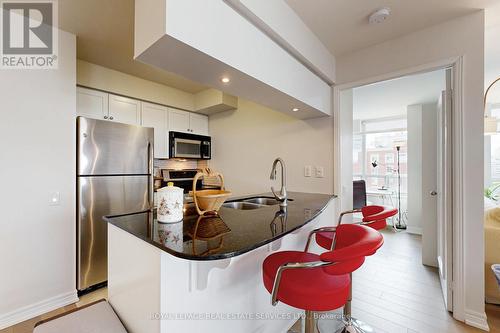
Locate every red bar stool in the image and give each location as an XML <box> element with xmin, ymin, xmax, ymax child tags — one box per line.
<box><xmin>262</xmin><ymin>224</ymin><xmax>383</xmax><ymax>333</ymax></box>
<box><xmin>313</xmin><ymin>205</ymin><xmax>396</xmax><ymax>333</ymax></box>
<box><xmin>316</xmin><ymin>205</ymin><xmax>397</xmax><ymax>251</ymax></box>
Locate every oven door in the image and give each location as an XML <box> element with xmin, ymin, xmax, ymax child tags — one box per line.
<box><xmin>173</xmin><ymin>138</ymin><xmax>202</xmax><ymax>159</ymax></box>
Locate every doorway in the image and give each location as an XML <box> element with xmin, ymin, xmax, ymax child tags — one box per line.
<box><xmin>334</xmin><ymin>66</ymin><xmax>455</xmax><ymax>315</ymax></box>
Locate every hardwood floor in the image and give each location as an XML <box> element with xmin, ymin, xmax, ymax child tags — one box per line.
<box><xmin>347</xmin><ymin>230</ymin><xmax>483</xmax><ymax>333</ymax></box>
<box><xmin>0</xmin><ymin>288</ymin><xmax>107</xmax><ymax>333</ymax></box>
<box><xmin>290</xmin><ymin>230</ymin><xmax>500</xmax><ymax>333</ymax></box>
<box><xmin>1</xmin><ymin>231</ymin><xmax>499</xmax><ymax>333</ymax></box>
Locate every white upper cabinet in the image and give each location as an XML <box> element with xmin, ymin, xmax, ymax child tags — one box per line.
<box><xmin>189</xmin><ymin>113</ymin><xmax>209</xmax><ymax>136</ymax></box>
<box><xmin>141</xmin><ymin>102</ymin><xmax>169</xmax><ymax>159</ymax></box>
<box><xmin>108</xmin><ymin>94</ymin><xmax>141</xmax><ymax>125</ymax></box>
<box><xmin>77</xmin><ymin>88</ymin><xmax>141</xmax><ymax>126</ymax></box>
<box><xmin>168</xmin><ymin>108</ymin><xmax>209</xmax><ymax>135</ymax></box>
<box><xmin>77</xmin><ymin>87</ymin><xmax>108</xmax><ymax>120</ymax></box>
<box><xmin>168</xmin><ymin>108</ymin><xmax>191</xmax><ymax>134</ymax></box>
<box><xmin>77</xmin><ymin>87</ymin><xmax>210</xmax><ymax>159</ymax></box>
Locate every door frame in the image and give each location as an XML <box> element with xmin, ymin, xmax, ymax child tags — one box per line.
<box><xmin>333</xmin><ymin>56</ymin><xmax>467</xmax><ymax>322</ymax></box>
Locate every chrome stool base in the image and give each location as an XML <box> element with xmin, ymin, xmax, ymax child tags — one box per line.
<box><xmin>335</xmin><ymin>318</ymin><xmax>375</xmax><ymax>333</ymax></box>
<box><xmin>317</xmin><ymin>316</ymin><xmax>375</xmax><ymax>333</ymax></box>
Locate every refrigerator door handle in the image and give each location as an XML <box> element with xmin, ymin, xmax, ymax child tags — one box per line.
<box><xmin>149</xmin><ymin>141</ymin><xmax>154</xmax><ymax>209</ymax></box>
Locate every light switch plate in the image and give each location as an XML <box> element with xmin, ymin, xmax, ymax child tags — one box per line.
<box><xmin>304</xmin><ymin>165</ymin><xmax>312</xmax><ymax>177</ymax></box>
<box><xmin>49</xmin><ymin>191</ymin><xmax>60</xmax><ymax>206</ymax></box>
<box><xmin>315</xmin><ymin>166</ymin><xmax>325</xmax><ymax>178</ymax></box>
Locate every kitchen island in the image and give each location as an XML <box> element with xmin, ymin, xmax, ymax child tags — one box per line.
<box><xmin>106</xmin><ymin>192</ymin><xmax>336</xmax><ymax>333</ymax></box>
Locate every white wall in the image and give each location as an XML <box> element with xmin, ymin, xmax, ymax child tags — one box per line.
<box><xmin>77</xmin><ymin>60</ymin><xmax>194</xmax><ymax>111</ymax></box>
<box><xmin>339</xmin><ymin>89</ymin><xmax>353</xmax><ymax>214</ymax></box>
<box><xmin>407</xmin><ymin>104</ymin><xmax>424</xmax><ymax>236</ymax></box>
<box><xmin>135</xmin><ymin>0</ymin><xmax>332</xmax><ymax>118</ymax></box>
<box><xmin>0</xmin><ymin>31</ymin><xmax>78</xmax><ymax>328</ymax></box>
<box><xmin>209</xmin><ymin>98</ymin><xmax>334</xmax><ymax>196</ymax></box>
<box><xmin>336</xmin><ymin>11</ymin><xmax>485</xmax><ymax>328</ymax></box>
<box><xmin>228</xmin><ymin>0</ymin><xmax>335</xmax><ymax>83</ymax></box>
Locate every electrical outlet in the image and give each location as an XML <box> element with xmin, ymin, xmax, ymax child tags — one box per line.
<box><xmin>315</xmin><ymin>166</ymin><xmax>325</xmax><ymax>178</ymax></box>
<box><xmin>304</xmin><ymin>165</ymin><xmax>312</xmax><ymax>177</ymax></box>
<box><xmin>49</xmin><ymin>191</ymin><xmax>60</xmax><ymax>206</ymax></box>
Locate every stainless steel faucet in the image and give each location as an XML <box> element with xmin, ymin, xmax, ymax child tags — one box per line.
<box><xmin>270</xmin><ymin>157</ymin><xmax>287</xmax><ymax>207</ymax></box>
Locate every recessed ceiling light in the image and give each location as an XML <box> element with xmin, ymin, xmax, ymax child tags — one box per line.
<box><xmin>368</xmin><ymin>7</ymin><xmax>391</xmax><ymax>25</ymax></box>
<box><xmin>221</xmin><ymin>77</ymin><xmax>230</xmax><ymax>83</ymax></box>
<box><xmin>292</xmin><ymin>108</ymin><xmax>299</xmax><ymax>112</ymax></box>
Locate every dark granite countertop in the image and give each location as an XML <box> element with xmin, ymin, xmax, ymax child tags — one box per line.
<box><xmin>104</xmin><ymin>192</ymin><xmax>336</xmax><ymax>261</ymax></box>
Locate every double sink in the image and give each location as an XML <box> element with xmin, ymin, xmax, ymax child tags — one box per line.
<box><xmin>222</xmin><ymin>196</ymin><xmax>293</xmax><ymax>210</ymax></box>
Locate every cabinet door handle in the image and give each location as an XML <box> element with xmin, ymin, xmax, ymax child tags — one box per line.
<box><xmin>109</xmin><ymin>116</ymin><xmax>114</xmax><ymax>120</ymax></box>
<box><xmin>103</xmin><ymin>115</ymin><xmax>108</xmax><ymax>119</ymax></box>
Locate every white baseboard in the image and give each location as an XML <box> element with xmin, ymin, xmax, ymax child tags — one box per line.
<box><xmin>0</xmin><ymin>290</ymin><xmax>79</xmax><ymax>330</ymax></box>
<box><xmin>464</xmin><ymin>309</ymin><xmax>490</xmax><ymax>331</ymax></box>
<box><xmin>406</xmin><ymin>226</ymin><xmax>422</xmax><ymax>235</ymax></box>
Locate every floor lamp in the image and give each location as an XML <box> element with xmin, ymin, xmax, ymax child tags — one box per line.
<box><xmin>394</xmin><ymin>145</ymin><xmax>406</xmax><ymax>229</ymax></box>
<box><xmin>371</xmin><ymin>144</ymin><xmax>407</xmax><ymax>230</ymax></box>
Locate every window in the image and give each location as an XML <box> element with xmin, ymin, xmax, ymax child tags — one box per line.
<box><xmin>353</xmin><ymin>134</ymin><xmax>363</xmax><ymax>176</ymax></box>
<box><xmin>353</xmin><ymin>117</ymin><xmax>408</xmax><ymax>194</ymax></box>
<box><xmin>353</xmin><ymin>117</ymin><xmax>408</xmax><ymax>219</ymax></box>
<box><xmin>363</xmin><ymin>118</ymin><xmax>407</xmax><ymax>132</ymax></box>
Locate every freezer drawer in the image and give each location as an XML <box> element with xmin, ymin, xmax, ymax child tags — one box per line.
<box><xmin>77</xmin><ymin>117</ymin><xmax>153</xmax><ymax>176</ymax></box>
<box><xmin>77</xmin><ymin>175</ymin><xmax>150</xmax><ymax>290</ymax></box>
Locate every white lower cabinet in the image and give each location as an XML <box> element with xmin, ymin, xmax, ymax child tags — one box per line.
<box><xmin>141</xmin><ymin>102</ymin><xmax>169</xmax><ymax>159</ymax></box>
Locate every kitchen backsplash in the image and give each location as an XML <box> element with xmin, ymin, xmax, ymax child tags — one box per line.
<box><xmin>154</xmin><ymin>159</ymin><xmax>209</xmax><ymax>170</ymax></box>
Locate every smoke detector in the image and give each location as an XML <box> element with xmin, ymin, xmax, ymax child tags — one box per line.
<box><xmin>368</xmin><ymin>7</ymin><xmax>391</xmax><ymax>25</ymax></box>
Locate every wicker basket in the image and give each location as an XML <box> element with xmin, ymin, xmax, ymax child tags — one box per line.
<box><xmin>192</xmin><ymin>169</ymin><xmax>231</xmax><ymax>215</ymax></box>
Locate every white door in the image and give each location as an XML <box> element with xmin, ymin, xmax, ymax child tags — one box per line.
<box><xmin>421</xmin><ymin>104</ymin><xmax>438</xmax><ymax>267</ymax></box>
<box><xmin>190</xmin><ymin>113</ymin><xmax>209</xmax><ymax>135</ymax></box>
<box><xmin>168</xmin><ymin>108</ymin><xmax>190</xmax><ymax>133</ymax></box>
<box><xmin>141</xmin><ymin>102</ymin><xmax>168</xmax><ymax>159</ymax></box>
<box><xmin>436</xmin><ymin>68</ymin><xmax>453</xmax><ymax>312</ymax></box>
<box><xmin>109</xmin><ymin>94</ymin><xmax>141</xmax><ymax>125</ymax></box>
<box><xmin>77</xmin><ymin>87</ymin><xmax>109</xmax><ymax>120</ymax></box>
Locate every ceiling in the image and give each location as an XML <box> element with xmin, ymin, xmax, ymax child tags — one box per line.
<box><xmin>353</xmin><ymin>69</ymin><xmax>445</xmax><ymax>120</ymax></box>
<box><xmin>58</xmin><ymin>0</ymin><xmax>207</xmax><ymax>93</ymax></box>
<box><xmin>286</xmin><ymin>0</ymin><xmax>500</xmax><ymax>56</ymax></box>
<box><xmin>58</xmin><ymin>0</ymin><xmax>500</xmax><ymax>94</ymax></box>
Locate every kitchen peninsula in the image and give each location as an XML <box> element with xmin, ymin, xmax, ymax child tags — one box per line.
<box><xmin>106</xmin><ymin>192</ymin><xmax>336</xmax><ymax>333</ymax></box>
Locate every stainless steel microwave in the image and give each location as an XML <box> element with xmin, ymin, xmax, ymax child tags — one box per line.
<box><xmin>169</xmin><ymin>131</ymin><xmax>211</xmax><ymax>160</ymax></box>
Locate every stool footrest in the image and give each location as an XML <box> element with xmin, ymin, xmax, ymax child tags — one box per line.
<box><xmin>317</xmin><ymin>315</ymin><xmax>373</xmax><ymax>333</ymax></box>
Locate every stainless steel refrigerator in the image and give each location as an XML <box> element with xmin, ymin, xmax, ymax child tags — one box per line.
<box><xmin>77</xmin><ymin>117</ymin><xmax>153</xmax><ymax>291</ymax></box>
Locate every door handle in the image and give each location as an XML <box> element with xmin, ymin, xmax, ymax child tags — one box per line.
<box><xmin>430</xmin><ymin>191</ymin><xmax>437</xmax><ymax>196</ymax></box>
